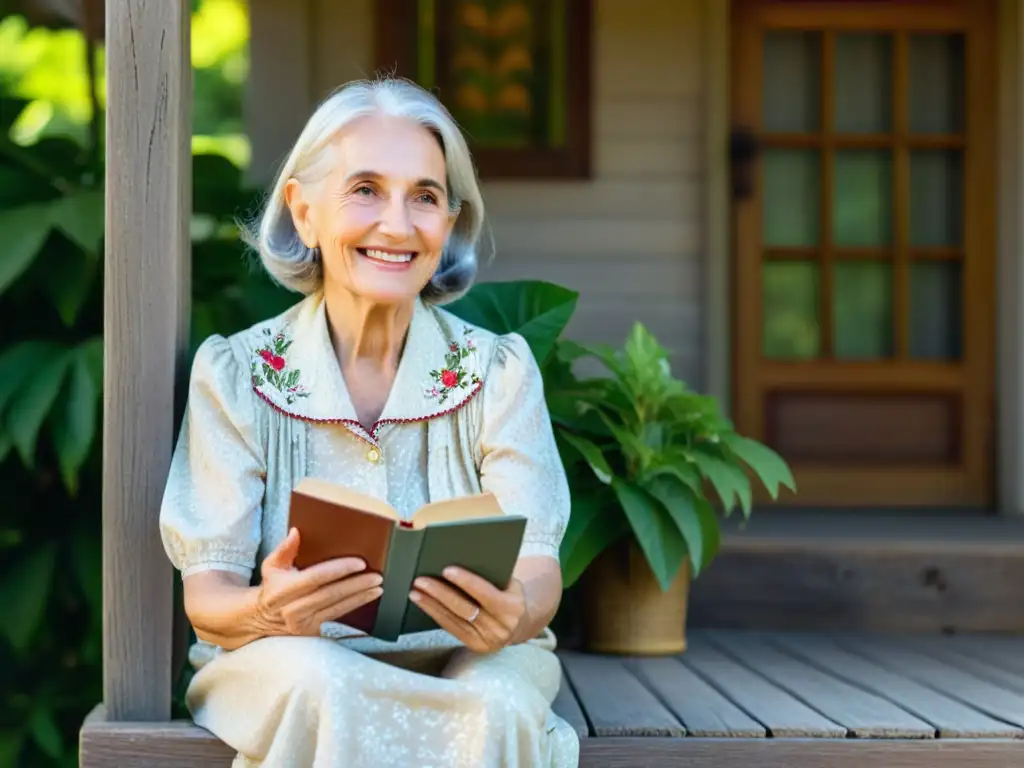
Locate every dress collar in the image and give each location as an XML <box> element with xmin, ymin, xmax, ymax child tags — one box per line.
<box><xmin>249</xmin><ymin>292</ymin><xmax>485</xmax><ymax>445</ymax></box>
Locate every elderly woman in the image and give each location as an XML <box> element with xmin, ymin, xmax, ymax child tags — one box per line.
<box><xmin>158</xmin><ymin>77</ymin><xmax>578</xmax><ymax>767</ymax></box>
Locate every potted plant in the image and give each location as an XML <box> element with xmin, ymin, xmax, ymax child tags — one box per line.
<box><xmin>547</xmin><ymin>324</ymin><xmax>796</xmax><ymax>655</ymax></box>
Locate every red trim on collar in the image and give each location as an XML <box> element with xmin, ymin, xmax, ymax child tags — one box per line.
<box><xmin>251</xmin><ymin>380</ymin><xmax>485</xmax><ymax>449</ymax></box>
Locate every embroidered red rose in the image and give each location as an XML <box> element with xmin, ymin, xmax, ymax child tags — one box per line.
<box><xmin>449</xmin><ymin>342</ymin><xmax>459</xmax><ymax>352</ymax></box>
<box><xmin>259</xmin><ymin>349</ymin><xmax>274</xmax><ymax>363</ymax></box>
<box><xmin>440</xmin><ymin>369</ymin><xmax>458</xmax><ymax>388</ymax></box>
<box><xmin>270</xmin><ymin>355</ymin><xmax>286</xmax><ymax>371</ymax></box>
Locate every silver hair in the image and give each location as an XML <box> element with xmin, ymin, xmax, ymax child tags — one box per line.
<box><xmin>241</xmin><ymin>77</ymin><xmax>488</xmax><ymax>304</ymax></box>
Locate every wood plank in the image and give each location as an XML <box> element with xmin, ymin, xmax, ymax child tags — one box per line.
<box><xmin>625</xmin><ymin>657</ymin><xmax>767</xmax><ymax>737</ymax></box>
<box><xmin>102</xmin><ymin>0</ymin><xmax>191</xmax><ymax>722</ymax></box>
<box><xmin>552</xmin><ymin>670</ymin><xmax>589</xmax><ymax>739</ymax></box>
<box><xmin>578</xmin><ymin>737</ymin><xmax>1024</xmax><ymax>767</ymax></box>
<box><xmin>558</xmin><ymin>651</ymin><xmax>685</xmax><ymax>736</ymax></box>
<box><xmin>79</xmin><ymin>706</ymin><xmax>234</xmax><ymax>768</ymax></box>
<box><xmin>892</xmin><ymin>635</ymin><xmax>1024</xmax><ymax>695</ymax></box>
<box><xmin>769</xmin><ymin>633</ymin><xmax>1023</xmax><ymax>738</ymax></box>
<box><xmin>704</xmin><ymin>631</ymin><xmax>935</xmax><ymax>738</ymax></box>
<box><xmin>839</xmin><ymin>635</ymin><xmax>1024</xmax><ymax>728</ymax></box>
<box><xmin>919</xmin><ymin>635</ymin><xmax>1024</xmax><ymax>678</ymax></box>
<box><xmin>681</xmin><ymin>635</ymin><xmax>846</xmax><ymax>737</ymax></box>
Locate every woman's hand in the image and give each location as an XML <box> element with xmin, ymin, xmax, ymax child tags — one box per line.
<box><xmin>254</xmin><ymin>527</ymin><xmax>383</xmax><ymax>637</ymax></box>
<box><xmin>409</xmin><ymin>567</ymin><xmax>527</xmax><ymax>653</ymax></box>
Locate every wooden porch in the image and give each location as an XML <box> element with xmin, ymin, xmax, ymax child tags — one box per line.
<box><xmin>81</xmin><ymin>630</ymin><xmax>1024</xmax><ymax>766</ymax></box>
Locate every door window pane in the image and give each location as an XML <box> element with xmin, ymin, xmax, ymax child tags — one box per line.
<box><xmin>835</xmin><ymin>34</ymin><xmax>892</xmax><ymax>134</ymax></box>
<box><xmin>763</xmin><ymin>149</ymin><xmax>820</xmax><ymax>247</ymax></box>
<box><xmin>834</xmin><ymin>261</ymin><xmax>893</xmax><ymax>359</ymax></box>
<box><xmin>763</xmin><ymin>31</ymin><xmax>821</xmax><ymax>132</ymax></box>
<box><xmin>910</xmin><ymin>150</ymin><xmax>963</xmax><ymax>247</ymax></box>
<box><xmin>909</xmin><ymin>34</ymin><xmax>965</xmax><ymax>134</ymax></box>
<box><xmin>910</xmin><ymin>261</ymin><xmax>962</xmax><ymax>359</ymax></box>
<box><xmin>833</xmin><ymin>150</ymin><xmax>893</xmax><ymax>246</ymax></box>
<box><xmin>763</xmin><ymin>261</ymin><xmax>820</xmax><ymax>359</ymax></box>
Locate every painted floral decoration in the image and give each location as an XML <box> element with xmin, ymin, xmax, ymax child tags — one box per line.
<box><xmin>426</xmin><ymin>328</ymin><xmax>480</xmax><ymax>404</ymax></box>
<box><xmin>251</xmin><ymin>328</ymin><xmax>310</xmax><ymax>405</ymax></box>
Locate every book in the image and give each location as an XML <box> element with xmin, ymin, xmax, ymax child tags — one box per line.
<box><xmin>288</xmin><ymin>477</ymin><xmax>527</xmax><ymax>641</ymax></box>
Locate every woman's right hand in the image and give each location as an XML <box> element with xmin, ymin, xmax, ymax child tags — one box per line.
<box><xmin>254</xmin><ymin>527</ymin><xmax>383</xmax><ymax>637</ymax></box>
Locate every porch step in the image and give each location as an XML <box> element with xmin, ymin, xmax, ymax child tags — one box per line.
<box><xmin>689</xmin><ymin>509</ymin><xmax>1024</xmax><ymax>633</ymax></box>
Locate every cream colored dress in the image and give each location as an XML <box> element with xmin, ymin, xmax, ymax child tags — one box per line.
<box><xmin>159</xmin><ymin>292</ymin><xmax>580</xmax><ymax>768</ymax></box>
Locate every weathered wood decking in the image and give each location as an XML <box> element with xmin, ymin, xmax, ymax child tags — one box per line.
<box><xmin>80</xmin><ymin>630</ymin><xmax>1024</xmax><ymax>767</ymax></box>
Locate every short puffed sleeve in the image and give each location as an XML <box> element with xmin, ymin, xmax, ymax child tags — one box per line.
<box><xmin>159</xmin><ymin>335</ymin><xmax>266</xmax><ymax>580</ymax></box>
<box><xmin>477</xmin><ymin>333</ymin><xmax>570</xmax><ymax>561</ymax></box>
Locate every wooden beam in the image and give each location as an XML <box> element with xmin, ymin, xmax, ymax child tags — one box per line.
<box><xmin>102</xmin><ymin>0</ymin><xmax>191</xmax><ymax>721</ymax></box>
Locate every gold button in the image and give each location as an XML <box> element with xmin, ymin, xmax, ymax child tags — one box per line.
<box><xmin>367</xmin><ymin>447</ymin><xmax>381</xmax><ymax>463</ymax></box>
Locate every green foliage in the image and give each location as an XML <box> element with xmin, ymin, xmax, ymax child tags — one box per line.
<box><xmin>554</xmin><ymin>324</ymin><xmax>797</xmax><ymax>591</ymax></box>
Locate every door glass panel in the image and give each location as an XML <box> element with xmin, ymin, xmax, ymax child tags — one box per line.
<box><xmin>763</xmin><ymin>261</ymin><xmax>820</xmax><ymax>359</ymax></box>
<box><xmin>910</xmin><ymin>260</ymin><xmax>962</xmax><ymax>359</ymax></box>
<box><xmin>834</xmin><ymin>34</ymin><xmax>892</xmax><ymax>134</ymax></box>
<box><xmin>763</xmin><ymin>31</ymin><xmax>821</xmax><ymax>132</ymax></box>
<box><xmin>834</xmin><ymin>261</ymin><xmax>893</xmax><ymax>359</ymax></box>
<box><xmin>833</xmin><ymin>150</ymin><xmax>893</xmax><ymax>246</ymax></box>
<box><xmin>910</xmin><ymin>150</ymin><xmax>963</xmax><ymax>247</ymax></box>
<box><xmin>909</xmin><ymin>34</ymin><xmax>965</xmax><ymax>134</ymax></box>
<box><xmin>763</xmin><ymin>149</ymin><xmax>820</xmax><ymax>247</ymax></box>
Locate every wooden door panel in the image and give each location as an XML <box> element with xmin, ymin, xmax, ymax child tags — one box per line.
<box><xmin>731</xmin><ymin>0</ymin><xmax>996</xmax><ymax>507</ymax></box>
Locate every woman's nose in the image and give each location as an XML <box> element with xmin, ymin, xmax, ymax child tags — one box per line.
<box><xmin>377</xmin><ymin>195</ymin><xmax>414</xmax><ymax>239</ymax></box>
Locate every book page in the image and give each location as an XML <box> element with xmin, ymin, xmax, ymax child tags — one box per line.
<box><xmin>410</xmin><ymin>492</ymin><xmax>503</xmax><ymax>528</ymax></box>
<box><xmin>293</xmin><ymin>477</ymin><xmax>399</xmax><ymax>521</ymax></box>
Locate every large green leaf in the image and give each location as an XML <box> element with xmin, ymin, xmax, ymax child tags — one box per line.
<box><xmin>722</xmin><ymin>433</ymin><xmax>797</xmax><ymax>499</ymax></box>
<box><xmin>5</xmin><ymin>346</ymin><xmax>74</xmax><ymax>467</ymax></box>
<box><xmin>0</xmin><ymin>543</ymin><xmax>56</xmax><ymax>652</ymax></box>
<box><xmin>51</xmin><ymin>189</ymin><xmax>104</xmax><ymax>256</ymax></box>
<box><xmin>0</xmin><ymin>201</ymin><xmax>52</xmax><ymax>295</ymax></box>
<box><xmin>559</xmin><ymin>432</ymin><xmax>613</xmax><ymax>485</ymax></box>
<box><xmin>644</xmin><ymin>475</ymin><xmax>721</xmax><ymax>576</ymax></box>
<box><xmin>445</xmin><ymin>280</ymin><xmax>578</xmax><ymax>363</ymax></box>
<box><xmin>28</xmin><ymin>706</ymin><xmax>62</xmax><ymax>759</ymax></box>
<box><xmin>51</xmin><ymin>348</ymin><xmax>100</xmax><ymax>494</ymax></box>
<box><xmin>41</xmin><ymin>237</ymin><xmax>99</xmax><ymax>325</ymax></box>
<box><xmin>0</xmin><ymin>340</ymin><xmax>62</xmax><ymax>415</ymax></box>
<box><xmin>612</xmin><ymin>478</ymin><xmax>688</xmax><ymax>591</ymax></box>
<box><xmin>692</xmin><ymin>449</ymin><xmax>753</xmax><ymax>518</ymax></box>
<box><xmin>559</xmin><ymin>493</ymin><xmax>627</xmax><ymax>588</ymax></box>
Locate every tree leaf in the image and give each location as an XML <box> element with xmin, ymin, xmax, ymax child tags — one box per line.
<box><xmin>558</xmin><ymin>432</ymin><xmax>613</xmax><ymax>485</ymax></box>
<box><xmin>0</xmin><ymin>201</ymin><xmax>52</xmax><ymax>295</ymax></box>
<box><xmin>0</xmin><ymin>431</ymin><xmax>10</xmax><ymax>464</ymax></box>
<box><xmin>722</xmin><ymin>433</ymin><xmax>797</xmax><ymax>499</ymax></box>
<box><xmin>0</xmin><ymin>543</ymin><xmax>56</xmax><ymax>652</ymax></box>
<box><xmin>559</xmin><ymin>493</ymin><xmax>627</xmax><ymax>588</ymax></box>
<box><xmin>612</xmin><ymin>478</ymin><xmax>688</xmax><ymax>591</ymax></box>
<box><xmin>0</xmin><ymin>340</ymin><xmax>63</xmax><ymax>415</ymax></box>
<box><xmin>446</xmin><ymin>280</ymin><xmax>579</xmax><ymax>364</ymax></box>
<box><xmin>51</xmin><ymin>350</ymin><xmax>100</xmax><ymax>495</ymax></box>
<box><xmin>52</xmin><ymin>189</ymin><xmax>104</xmax><ymax>256</ymax></box>
<box><xmin>77</xmin><ymin>335</ymin><xmax>104</xmax><ymax>391</ymax></box>
<box><xmin>645</xmin><ymin>475</ymin><xmax>721</xmax><ymax>576</ymax></box>
<box><xmin>692</xmin><ymin>450</ymin><xmax>753</xmax><ymax>518</ymax></box>
<box><xmin>28</xmin><ymin>706</ymin><xmax>62</xmax><ymax>759</ymax></box>
<box><xmin>5</xmin><ymin>347</ymin><xmax>74</xmax><ymax>467</ymax></box>
<box><xmin>0</xmin><ymin>730</ymin><xmax>23</xmax><ymax>767</ymax></box>
<box><xmin>41</xmin><ymin>237</ymin><xmax>99</xmax><ymax>326</ymax></box>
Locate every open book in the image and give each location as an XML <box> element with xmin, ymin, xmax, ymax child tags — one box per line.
<box><xmin>288</xmin><ymin>477</ymin><xmax>527</xmax><ymax>641</ymax></box>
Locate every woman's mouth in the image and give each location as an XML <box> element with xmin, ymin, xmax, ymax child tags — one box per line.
<box><xmin>356</xmin><ymin>247</ymin><xmax>417</xmax><ymax>266</ymax></box>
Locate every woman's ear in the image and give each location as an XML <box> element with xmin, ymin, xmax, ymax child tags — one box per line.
<box><xmin>284</xmin><ymin>178</ymin><xmax>318</xmax><ymax>249</ymax></box>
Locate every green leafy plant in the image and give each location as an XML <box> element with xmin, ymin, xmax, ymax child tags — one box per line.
<box><xmin>554</xmin><ymin>324</ymin><xmax>797</xmax><ymax>591</ymax></box>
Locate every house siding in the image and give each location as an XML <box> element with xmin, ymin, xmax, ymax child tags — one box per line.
<box><xmin>248</xmin><ymin>0</ymin><xmax>708</xmax><ymax>383</ymax></box>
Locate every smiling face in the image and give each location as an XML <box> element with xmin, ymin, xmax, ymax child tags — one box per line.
<box><xmin>285</xmin><ymin>113</ymin><xmax>457</xmax><ymax>305</ymax></box>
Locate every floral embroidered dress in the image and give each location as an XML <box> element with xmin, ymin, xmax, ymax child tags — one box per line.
<box><xmin>158</xmin><ymin>291</ymin><xmax>578</xmax><ymax>768</ymax></box>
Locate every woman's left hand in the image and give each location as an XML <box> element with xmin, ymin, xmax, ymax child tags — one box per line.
<box><xmin>410</xmin><ymin>567</ymin><xmax>526</xmax><ymax>653</ymax></box>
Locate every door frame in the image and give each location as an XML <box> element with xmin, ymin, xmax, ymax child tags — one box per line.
<box><xmin>702</xmin><ymin>0</ymin><xmax>1011</xmax><ymax>510</ymax></box>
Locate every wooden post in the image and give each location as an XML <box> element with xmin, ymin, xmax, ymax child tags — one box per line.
<box><xmin>103</xmin><ymin>0</ymin><xmax>191</xmax><ymax>721</ymax></box>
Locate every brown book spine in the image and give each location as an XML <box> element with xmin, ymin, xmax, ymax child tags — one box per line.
<box><xmin>289</xmin><ymin>491</ymin><xmax>395</xmax><ymax>633</ymax></box>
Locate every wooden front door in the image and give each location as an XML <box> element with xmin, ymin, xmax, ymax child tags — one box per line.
<box><xmin>731</xmin><ymin>0</ymin><xmax>996</xmax><ymax>507</ymax></box>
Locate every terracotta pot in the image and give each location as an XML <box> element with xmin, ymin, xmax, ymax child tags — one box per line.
<box><xmin>580</xmin><ymin>538</ymin><xmax>691</xmax><ymax>655</ymax></box>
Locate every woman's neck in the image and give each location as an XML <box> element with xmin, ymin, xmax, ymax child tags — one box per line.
<box><xmin>323</xmin><ymin>289</ymin><xmax>415</xmax><ymax>373</ymax></box>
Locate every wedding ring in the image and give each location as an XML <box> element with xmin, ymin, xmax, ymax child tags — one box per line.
<box><xmin>467</xmin><ymin>606</ymin><xmax>480</xmax><ymax>624</ymax></box>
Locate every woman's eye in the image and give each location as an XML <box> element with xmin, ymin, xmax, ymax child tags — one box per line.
<box><xmin>354</xmin><ymin>185</ymin><xmax>375</xmax><ymax>197</ymax></box>
<box><xmin>416</xmin><ymin>192</ymin><xmax>438</xmax><ymax>205</ymax></box>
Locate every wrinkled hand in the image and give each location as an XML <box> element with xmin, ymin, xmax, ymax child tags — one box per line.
<box><xmin>254</xmin><ymin>527</ymin><xmax>383</xmax><ymax>637</ymax></box>
<box><xmin>410</xmin><ymin>567</ymin><xmax>527</xmax><ymax>653</ymax></box>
